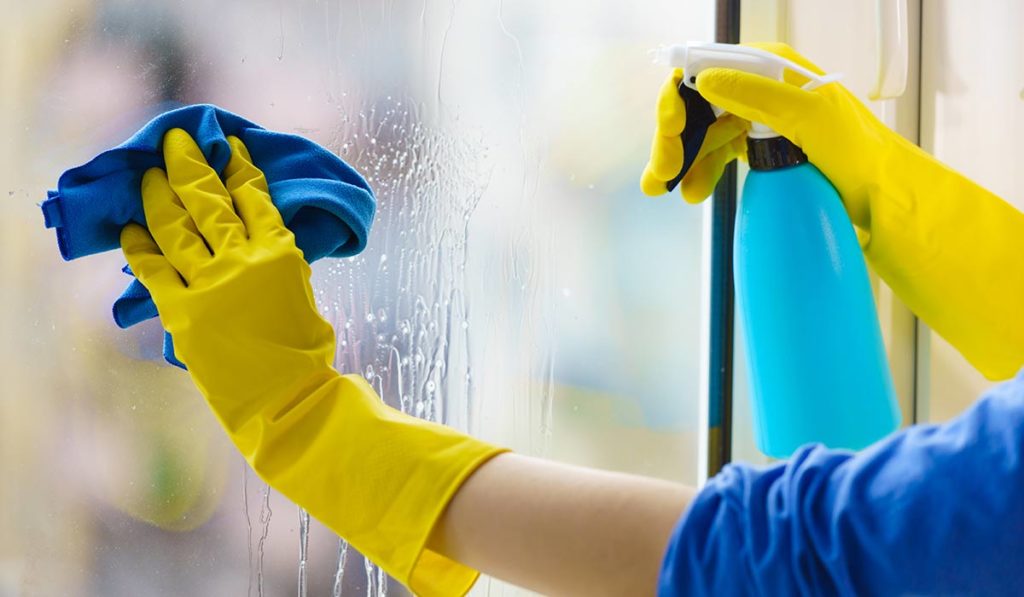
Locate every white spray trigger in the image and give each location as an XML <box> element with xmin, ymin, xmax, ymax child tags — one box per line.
<box><xmin>652</xmin><ymin>42</ymin><xmax>841</xmax><ymax>138</ymax></box>
<box><xmin>652</xmin><ymin>42</ymin><xmax>841</xmax><ymax>91</ymax></box>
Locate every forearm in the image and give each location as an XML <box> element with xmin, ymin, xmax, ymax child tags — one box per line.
<box><xmin>864</xmin><ymin>140</ymin><xmax>1024</xmax><ymax>380</ymax></box>
<box><xmin>428</xmin><ymin>453</ymin><xmax>695</xmax><ymax>596</ymax></box>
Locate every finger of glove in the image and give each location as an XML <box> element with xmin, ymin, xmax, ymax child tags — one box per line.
<box><xmin>645</xmin><ymin>129</ymin><xmax>685</xmax><ymax>183</ymax></box>
<box><xmin>681</xmin><ymin>138</ymin><xmax>744</xmax><ymax>203</ymax></box>
<box><xmin>656</xmin><ymin>69</ymin><xmax>686</xmax><ymax>136</ymax></box>
<box><xmin>640</xmin><ymin>160</ymin><xmax>672</xmax><ymax>196</ymax></box>
<box><xmin>692</xmin><ymin>114</ymin><xmax>747</xmax><ymax>164</ymax></box>
<box><xmin>163</xmin><ymin>128</ymin><xmax>247</xmax><ymax>254</ymax></box>
<box><xmin>696</xmin><ymin>68</ymin><xmax>818</xmax><ymax>145</ymax></box>
<box><xmin>121</xmin><ymin>222</ymin><xmax>185</xmax><ymax>294</ymax></box>
<box><xmin>141</xmin><ymin>167</ymin><xmax>212</xmax><ymax>283</ymax></box>
<box><xmin>641</xmin><ymin>112</ymin><xmax>746</xmax><ymax>197</ymax></box>
<box><xmin>223</xmin><ymin>136</ymin><xmax>287</xmax><ymax>239</ymax></box>
<box><xmin>639</xmin><ymin>72</ymin><xmax>687</xmax><ymax>194</ymax></box>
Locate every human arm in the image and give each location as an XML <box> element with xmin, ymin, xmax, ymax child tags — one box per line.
<box><xmin>122</xmin><ymin>128</ymin><xmax>695</xmax><ymax>596</ymax></box>
<box><xmin>121</xmin><ymin>129</ymin><xmax>504</xmax><ymax>595</ymax></box>
<box><xmin>428</xmin><ymin>453</ymin><xmax>694</xmax><ymax>596</ymax></box>
<box><xmin>641</xmin><ymin>43</ymin><xmax>1024</xmax><ymax>380</ymax></box>
<box><xmin>659</xmin><ymin>373</ymin><xmax>1024</xmax><ymax>596</ymax></box>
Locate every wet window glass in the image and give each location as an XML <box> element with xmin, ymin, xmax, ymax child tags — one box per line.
<box><xmin>3</xmin><ymin>1</ymin><xmax>712</xmax><ymax>594</ymax></box>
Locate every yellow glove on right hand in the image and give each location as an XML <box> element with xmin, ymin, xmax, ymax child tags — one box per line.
<box><xmin>121</xmin><ymin>129</ymin><xmax>507</xmax><ymax>596</ymax></box>
<box><xmin>642</xmin><ymin>43</ymin><xmax>1024</xmax><ymax>380</ymax></box>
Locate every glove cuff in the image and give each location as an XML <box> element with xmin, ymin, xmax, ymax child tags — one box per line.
<box><xmin>242</xmin><ymin>372</ymin><xmax>509</xmax><ymax>597</ymax></box>
<box><xmin>864</xmin><ymin>145</ymin><xmax>1024</xmax><ymax>380</ymax></box>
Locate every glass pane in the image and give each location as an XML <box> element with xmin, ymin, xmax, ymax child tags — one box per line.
<box><xmin>3</xmin><ymin>1</ymin><xmax>712</xmax><ymax>594</ymax></box>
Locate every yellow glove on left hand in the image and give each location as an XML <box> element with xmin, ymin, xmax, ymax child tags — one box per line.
<box><xmin>121</xmin><ymin>128</ymin><xmax>506</xmax><ymax>596</ymax></box>
<box><xmin>639</xmin><ymin>68</ymin><xmax>749</xmax><ymax>203</ymax></box>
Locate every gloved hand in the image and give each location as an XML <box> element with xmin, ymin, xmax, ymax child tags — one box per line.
<box><xmin>121</xmin><ymin>128</ymin><xmax>507</xmax><ymax>596</ymax></box>
<box><xmin>641</xmin><ymin>43</ymin><xmax>1024</xmax><ymax>380</ymax></box>
<box><xmin>639</xmin><ymin>68</ymin><xmax>749</xmax><ymax>203</ymax></box>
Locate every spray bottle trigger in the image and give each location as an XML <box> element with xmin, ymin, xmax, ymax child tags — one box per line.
<box><xmin>665</xmin><ymin>79</ymin><xmax>717</xmax><ymax>192</ymax></box>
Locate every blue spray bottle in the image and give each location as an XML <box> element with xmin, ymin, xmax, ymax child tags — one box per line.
<box><xmin>656</xmin><ymin>43</ymin><xmax>900</xmax><ymax>458</ymax></box>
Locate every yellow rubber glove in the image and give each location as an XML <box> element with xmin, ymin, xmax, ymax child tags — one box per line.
<box><xmin>640</xmin><ymin>68</ymin><xmax>750</xmax><ymax>203</ymax></box>
<box><xmin>641</xmin><ymin>43</ymin><xmax>1024</xmax><ymax>381</ymax></box>
<box><xmin>120</xmin><ymin>128</ymin><xmax>507</xmax><ymax>596</ymax></box>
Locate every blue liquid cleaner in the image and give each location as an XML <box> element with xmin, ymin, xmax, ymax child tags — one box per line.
<box><xmin>735</xmin><ymin>138</ymin><xmax>901</xmax><ymax>457</ymax></box>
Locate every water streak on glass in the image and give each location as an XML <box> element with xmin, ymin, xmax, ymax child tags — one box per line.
<box><xmin>363</xmin><ymin>555</ymin><xmax>377</xmax><ymax>597</ymax></box>
<box><xmin>243</xmin><ymin>465</ymin><xmax>255</xmax><ymax>597</ymax></box>
<box><xmin>332</xmin><ymin>540</ymin><xmax>350</xmax><ymax>597</ymax></box>
<box><xmin>297</xmin><ymin>508</ymin><xmax>311</xmax><ymax>597</ymax></box>
<box><xmin>256</xmin><ymin>484</ymin><xmax>273</xmax><ymax>597</ymax></box>
<box><xmin>436</xmin><ymin>0</ymin><xmax>459</xmax><ymax>106</ymax></box>
<box><xmin>277</xmin><ymin>1</ymin><xmax>285</xmax><ymax>62</ymax></box>
<box><xmin>376</xmin><ymin>561</ymin><xmax>388</xmax><ymax>597</ymax></box>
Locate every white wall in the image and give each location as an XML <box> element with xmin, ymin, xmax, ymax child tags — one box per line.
<box><xmin>919</xmin><ymin>0</ymin><xmax>1024</xmax><ymax>421</ymax></box>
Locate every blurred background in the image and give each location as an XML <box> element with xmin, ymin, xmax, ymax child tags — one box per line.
<box><xmin>3</xmin><ymin>0</ymin><xmax>1020</xmax><ymax>595</ymax></box>
<box><xmin>1</xmin><ymin>0</ymin><xmax>711</xmax><ymax>595</ymax></box>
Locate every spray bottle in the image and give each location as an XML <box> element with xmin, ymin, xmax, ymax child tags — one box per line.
<box><xmin>655</xmin><ymin>43</ymin><xmax>900</xmax><ymax>458</ymax></box>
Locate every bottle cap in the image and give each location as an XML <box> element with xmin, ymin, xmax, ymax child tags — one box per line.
<box><xmin>747</xmin><ymin>136</ymin><xmax>807</xmax><ymax>171</ymax></box>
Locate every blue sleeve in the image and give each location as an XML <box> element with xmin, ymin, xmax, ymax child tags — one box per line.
<box><xmin>659</xmin><ymin>371</ymin><xmax>1024</xmax><ymax>596</ymax></box>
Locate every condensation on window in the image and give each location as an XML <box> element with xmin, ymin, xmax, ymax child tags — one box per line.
<box><xmin>309</xmin><ymin>97</ymin><xmax>550</xmax><ymax>596</ymax></box>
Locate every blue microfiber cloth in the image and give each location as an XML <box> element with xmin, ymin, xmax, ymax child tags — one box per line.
<box><xmin>42</xmin><ymin>104</ymin><xmax>375</xmax><ymax>368</ymax></box>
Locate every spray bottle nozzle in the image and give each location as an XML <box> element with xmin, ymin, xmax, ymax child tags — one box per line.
<box><xmin>653</xmin><ymin>42</ymin><xmax>840</xmax><ymax>92</ymax></box>
<box><xmin>653</xmin><ymin>42</ymin><xmax>841</xmax><ymax>192</ymax></box>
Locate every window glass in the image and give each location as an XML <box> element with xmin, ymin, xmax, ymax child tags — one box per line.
<box><xmin>2</xmin><ymin>1</ymin><xmax>712</xmax><ymax>594</ymax></box>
